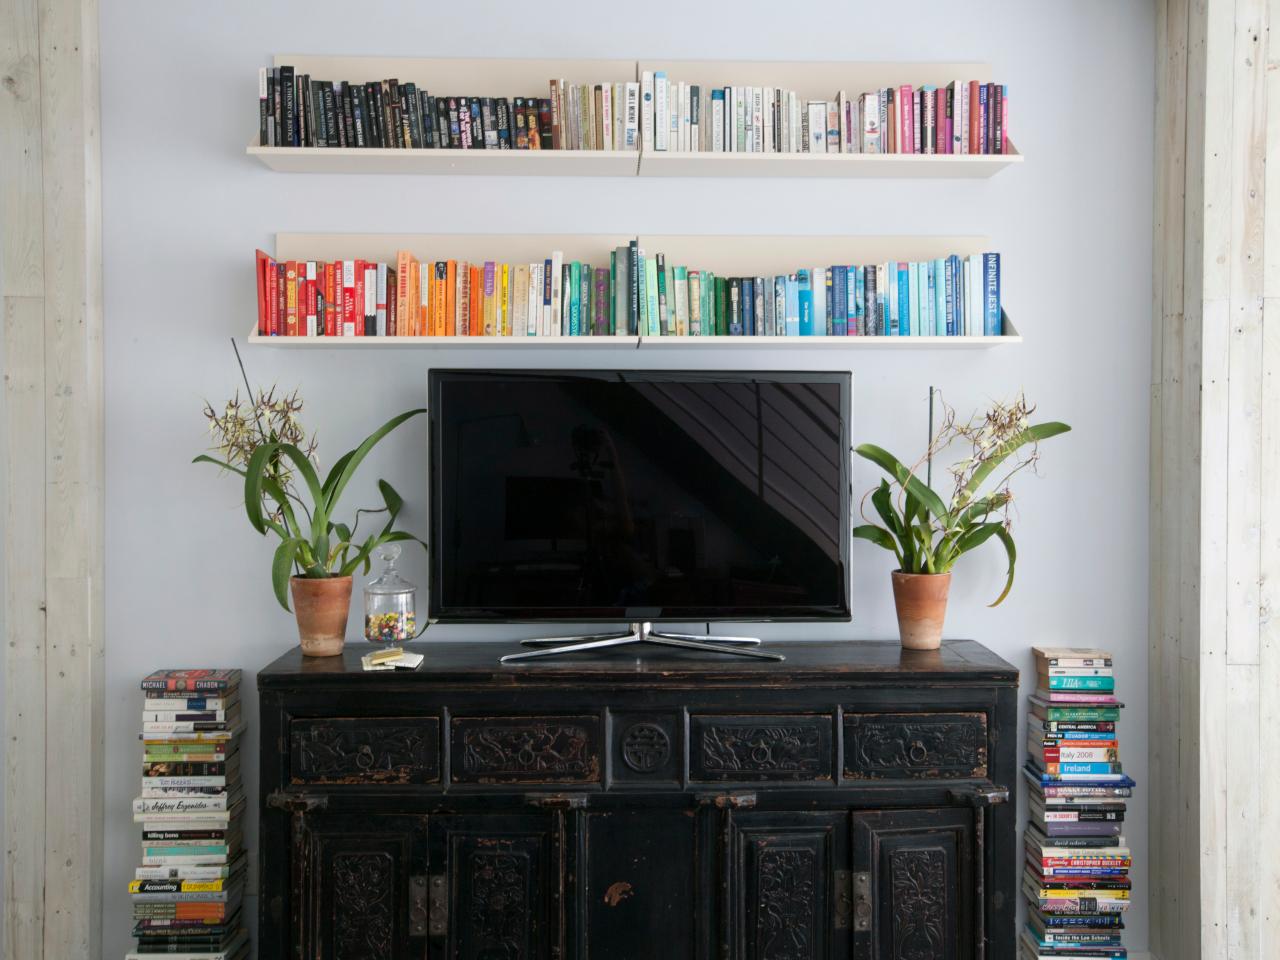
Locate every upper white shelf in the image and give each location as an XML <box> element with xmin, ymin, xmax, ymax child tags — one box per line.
<box><xmin>249</xmin><ymin>55</ymin><xmax>1021</xmax><ymax>179</ymax></box>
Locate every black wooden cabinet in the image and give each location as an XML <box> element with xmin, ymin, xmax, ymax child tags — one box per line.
<box><xmin>258</xmin><ymin>639</ymin><xmax>1017</xmax><ymax>960</ymax></box>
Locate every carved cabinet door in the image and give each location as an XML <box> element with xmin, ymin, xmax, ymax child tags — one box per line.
<box><xmin>426</xmin><ymin>812</ymin><xmax>561</xmax><ymax>960</ymax></box>
<box><xmin>850</xmin><ymin>808</ymin><xmax>975</xmax><ymax>960</ymax></box>
<box><xmin>724</xmin><ymin>810</ymin><xmax>853</xmax><ymax>960</ymax></box>
<box><xmin>295</xmin><ymin>813</ymin><xmax>429</xmax><ymax>960</ymax></box>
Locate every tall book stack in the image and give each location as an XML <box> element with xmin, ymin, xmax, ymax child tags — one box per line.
<box><xmin>1021</xmin><ymin>648</ymin><xmax>1133</xmax><ymax>960</ymax></box>
<box><xmin>127</xmin><ymin>670</ymin><xmax>248</xmax><ymax>960</ymax></box>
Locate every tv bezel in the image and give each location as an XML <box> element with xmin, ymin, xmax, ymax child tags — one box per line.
<box><xmin>427</xmin><ymin>368</ymin><xmax>852</xmax><ymax>624</ymax></box>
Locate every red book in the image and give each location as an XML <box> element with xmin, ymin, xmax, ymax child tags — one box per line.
<box><xmin>274</xmin><ymin>262</ymin><xmax>285</xmax><ymax>336</ymax></box>
<box><xmin>897</xmin><ymin>85</ymin><xmax>913</xmax><ymax>154</ymax></box>
<box><xmin>254</xmin><ymin>250</ymin><xmax>270</xmax><ymax>335</ymax></box>
<box><xmin>968</xmin><ymin>81</ymin><xmax>981</xmax><ymax>155</ymax></box>
<box><xmin>266</xmin><ymin>259</ymin><xmax>279</xmax><ymax>336</ymax></box>
<box><xmin>352</xmin><ymin>261</ymin><xmax>365</xmax><ymax>337</ymax></box>
<box><xmin>470</xmin><ymin>265</ymin><xmax>482</xmax><ymax>335</ymax></box>
<box><xmin>140</xmin><ymin>669</ymin><xmax>242</xmax><ymax>693</ymax></box>
<box><xmin>305</xmin><ymin>262</ymin><xmax>318</xmax><ymax>337</ymax></box>
<box><xmin>341</xmin><ymin>260</ymin><xmax>355</xmax><ymax>336</ymax></box>
<box><xmin>284</xmin><ymin>261</ymin><xmax>299</xmax><ymax>336</ymax></box>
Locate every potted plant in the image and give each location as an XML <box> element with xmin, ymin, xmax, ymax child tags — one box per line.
<box><xmin>196</xmin><ymin>373</ymin><xmax>425</xmax><ymax>657</ymax></box>
<box><xmin>852</xmin><ymin>393</ymin><xmax>1070</xmax><ymax>650</ymax></box>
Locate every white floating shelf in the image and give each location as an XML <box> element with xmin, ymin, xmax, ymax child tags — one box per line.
<box><xmin>250</xmin><ymin>55</ymin><xmax>1020</xmax><ymax>179</ymax></box>
<box><xmin>247</xmin><ymin>322</ymin><xmax>1019</xmax><ymax>350</ymax></box>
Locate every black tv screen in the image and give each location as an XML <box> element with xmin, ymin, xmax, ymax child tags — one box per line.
<box><xmin>428</xmin><ymin>370</ymin><xmax>850</xmax><ymax>623</ymax></box>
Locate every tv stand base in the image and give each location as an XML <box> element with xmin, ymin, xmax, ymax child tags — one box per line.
<box><xmin>499</xmin><ymin>621</ymin><xmax>784</xmax><ymax>663</ymax></box>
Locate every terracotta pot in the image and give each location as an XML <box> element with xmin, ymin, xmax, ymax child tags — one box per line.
<box><xmin>890</xmin><ymin>571</ymin><xmax>952</xmax><ymax>651</ymax></box>
<box><xmin>290</xmin><ymin>576</ymin><xmax>352</xmax><ymax>657</ymax></box>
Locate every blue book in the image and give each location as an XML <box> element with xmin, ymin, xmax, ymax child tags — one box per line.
<box><xmin>984</xmin><ymin>253</ymin><xmax>1001</xmax><ymax>335</ymax></box>
<box><xmin>921</xmin><ymin>262</ymin><xmax>933</xmax><ymax>335</ymax></box>
<box><xmin>897</xmin><ymin>262</ymin><xmax>910</xmax><ymax>336</ymax></box>
<box><xmin>846</xmin><ymin>265</ymin><xmax>859</xmax><ymax>335</ymax></box>
<box><xmin>908</xmin><ymin>262</ymin><xmax>921</xmax><ymax>335</ymax></box>
<box><xmin>797</xmin><ymin>270</ymin><xmax>814</xmax><ymax>335</ymax></box>
<box><xmin>854</xmin><ymin>266</ymin><xmax>865</xmax><ymax>335</ymax></box>
<box><xmin>1048</xmin><ymin>676</ymin><xmax>1116</xmax><ymax>691</ymax></box>
<box><xmin>784</xmin><ymin>276</ymin><xmax>800</xmax><ymax>336</ymax></box>
<box><xmin>1050</xmin><ymin>761</ymin><xmax>1123</xmax><ymax>776</ymax></box>
<box><xmin>831</xmin><ymin>266</ymin><xmax>847</xmax><ymax>336</ymax></box>
<box><xmin>1025</xmin><ymin>763</ymin><xmax>1135</xmax><ymax>786</ymax></box>
<box><xmin>741</xmin><ymin>278</ymin><xmax>754</xmax><ymax>336</ymax></box>
<box><xmin>946</xmin><ymin>256</ymin><xmax>957</xmax><ymax>335</ymax></box>
<box><xmin>933</xmin><ymin>258</ymin><xmax>946</xmax><ymax>335</ymax></box>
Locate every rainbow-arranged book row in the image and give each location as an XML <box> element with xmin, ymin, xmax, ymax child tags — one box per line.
<box><xmin>254</xmin><ymin>242</ymin><xmax>1002</xmax><ymax>339</ymax></box>
<box><xmin>1021</xmin><ymin>647</ymin><xmax>1134</xmax><ymax>960</ymax></box>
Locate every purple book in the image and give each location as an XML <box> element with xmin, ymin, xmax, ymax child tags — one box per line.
<box><xmin>594</xmin><ymin>268</ymin><xmax>610</xmax><ymax>335</ymax></box>
<box><xmin>1038</xmin><ymin>820</ymin><xmax>1123</xmax><ymax>838</ymax></box>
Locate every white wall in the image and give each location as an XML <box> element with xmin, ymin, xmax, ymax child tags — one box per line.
<box><xmin>100</xmin><ymin>0</ymin><xmax>1154</xmax><ymax>954</ymax></box>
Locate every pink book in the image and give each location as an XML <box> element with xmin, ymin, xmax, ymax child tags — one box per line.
<box><xmin>897</xmin><ymin>85</ymin><xmax>913</xmax><ymax>154</ymax></box>
<box><xmin>1002</xmin><ymin>86</ymin><xmax>1009</xmax><ymax>152</ymax></box>
<box><xmin>1042</xmin><ymin>691</ymin><xmax>1122</xmax><ymax>705</ymax></box>
<box><xmin>935</xmin><ymin>88</ymin><xmax>948</xmax><ymax>154</ymax></box>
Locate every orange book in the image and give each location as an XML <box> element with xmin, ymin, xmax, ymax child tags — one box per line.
<box><xmin>425</xmin><ymin>262</ymin><xmax>437</xmax><ymax>336</ymax></box>
<box><xmin>284</xmin><ymin>261</ymin><xmax>299</xmax><ymax>335</ymax></box>
<box><xmin>469</xmin><ymin>265</ymin><xmax>482</xmax><ymax>334</ymax></box>
<box><xmin>446</xmin><ymin>260</ymin><xmax>458</xmax><ymax>335</ymax></box>
<box><xmin>456</xmin><ymin>261</ymin><xmax>469</xmax><ymax>335</ymax></box>
<box><xmin>406</xmin><ymin>259</ymin><xmax>418</xmax><ymax>336</ymax></box>
<box><xmin>395</xmin><ymin>250</ymin><xmax>410</xmax><ymax>329</ymax></box>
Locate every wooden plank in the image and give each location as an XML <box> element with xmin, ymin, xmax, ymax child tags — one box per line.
<box><xmin>34</xmin><ymin>0</ymin><xmax>104</xmax><ymax>956</ymax></box>
<box><xmin>0</xmin><ymin>0</ymin><xmax>44</xmax><ymax>298</ymax></box>
<box><xmin>1258</xmin><ymin>296</ymin><xmax>1280</xmax><ymax>960</ymax></box>
<box><xmin>1225</xmin><ymin>662</ymin><xmax>1261</xmax><ymax>960</ymax></box>
<box><xmin>2</xmin><ymin>295</ymin><xmax>47</xmax><ymax>960</ymax></box>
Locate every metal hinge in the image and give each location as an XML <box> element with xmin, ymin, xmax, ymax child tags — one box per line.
<box><xmin>427</xmin><ymin>874</ymin><xmax>447</xmax><ymax>937</ymax></box>
<box><xmin>851</xmin><ymin>871</ymin><xmax>872</xmax><ymax>932</ymax></box>
<box><xmin>408</xmin><ymin>875</ymin><xmax>432</xmax><ymax>937</ymax></box>
<box><xmin>523</xmin><ymin>793</ymin><xmax>589</xmax><ymax>810</ymax></box>
<box><xmin>695</xmin><ymin>792</ymin><xmax>758</xmax><ymax>810</ymax></box>
<box><xmin>946</xmin><ymin>783</ymin><xmax>1010</xmax><ymax>807</ymax></box>
<box><xmin>264</xmin><ymin>790</ymin><xmax>328</xmax><ymax>813</ymax></box>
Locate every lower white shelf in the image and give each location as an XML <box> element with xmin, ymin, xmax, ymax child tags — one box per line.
<box><xmin>246</xmin><ymin>315</ymin><xmax>1020</xmax><ymax>349</ymax></box>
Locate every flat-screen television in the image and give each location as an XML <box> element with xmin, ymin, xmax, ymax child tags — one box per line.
<box><xmin>428</xmin><ymin>369</ymin><xmax>851</xmax><ymax>623</ymax></box>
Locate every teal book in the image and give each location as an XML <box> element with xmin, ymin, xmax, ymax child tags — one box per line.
<box><xmin>701</xmin><ymin>272</ymin><xmax>713</xmax><ymax>336</ymax></box>
<box><xmin>1047</xmin><ymin>676</ymin><xmax>1116</xmax><ymax>691</ymax></box>
<box><xmin>797</xmin><ymin>270</ymin><xmax>814</xmax><ymax>335</ymax></box>
<box><xmin>897</xmin><ymin>262</ymin><xmax>910</xmax><ymax>336</ymax></box>
<box><xmin>142</xmin><ymin>844</ymin><xmax>230</xmax><ymax>857</ymax></box>
<box><xmin>568</xmin><ymin>261</ymin><xmax>581</xmax><ymax>336</ymax></box>
<box><xmin>637</xmin><ymin>254</ymin><xmax>649</xmax><ymax>335</ymax></box>
<box><xmin>909</xmin><ymin>262</ymin><xmax>921</xmax><ymax>335</ymax></box>
<box><xmin>785</xmin><ymin>275</ymin><xmax>800</xmax><ymax>336</ymax></box>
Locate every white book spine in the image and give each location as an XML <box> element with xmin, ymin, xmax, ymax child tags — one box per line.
<box><xmin>959</xmin><ymin>80</ymin><xmax>970</xmax><ymax>154</ymax></box>
<box><xmin>751</xmin><ymin>87</ymin><xmax>763</xmax><ymax>153</ymax></box>
<box><xmin>861</xmin><ymin>93</ymin><xmax>880</xmax><ymax>154</ymax></box>
<box><xmin>808</xmin><ymin>101</ymin><xmax>827</xmax><ymax>153</ymax></box>
<box><xmin>790</xmin><ymin>92</ymin><xmax>801</xmax><ymax>152</ymax></box>
<box><xmin>812</xmin><ymin>268</ymin><xmax>827</xmax><ymax>334</ymax></box>
<box><xmin>764</xmin><ymin>89</ymin><xmax>773</xmax><ymax>153</ymax></box>
<box><xmin>374</xmin><ymin>263</ymin><xmax>386</xmax><ymax>337</ymax></box>
<box><xmin>527</xmin><ymin>263</ymin><xmax>540</xmax><ymax>336</ymax></box>
<box><xmin>681</xmin><ymin>82</ymin><xmax>692</xmax><ymax>152</ymax></box>
<box><xmin>743</xmin><ymin>87</ymin><xmax>754</xmax><ymax>152</ymax></box>
<box><xmin>668</xmin><ymin>82</ymin><xmax>678</xmax><ymax>151</ymax></box>
<box><xmin>711</xmin><ymin>95</ymin><xmax>725</xmax><ymax>152</ymax></box>
<box><xmin>640</xmin><ymin>71</ymin><xmax>654</xmax><ymax>151</ymax></box>
<box><xmin>653</xmin><ymin>72</ymin><xmax>668</xmax><ymax>151</ymax></box>
<box><xmin>549</xmin><ymin>251</ymin><xmax>564</xmax><ymax>336</ymax></box>
<box><xmin>600</xmin><ymin>84</ymin><xmax>613</xmax><ymax>151</ymax></box>
<box><xmin>778</xmin><ymin>90</ymin><xmax>788</xmax><ymax>152</ymax></box>
<box><xmin>624</xmin><ymin>82</ymin><xmax>640</xmax><ymax>149</ymax></box>
<box><xmin>735</xmin><ymin>87</ymin><xmax>746</xmax><ymax>151</ymax></box>
<box><xmin>513</xmin><ymin>265</ymin><xmax>527</xmax><ymax>336</ymax></box>
<box><xmin>950</xmin><ymin>82</ymin><xmax>962</xmax><ymax>153</ymax></box>
<box><xmin>723</xmin><ymin>87</ymin><xmax>733</xmax><ymax>152</ymax></box>
<box><xmin>836</xmin><ymin>91</ymin><xmax>847</xmax><ymax>153</ymax></box>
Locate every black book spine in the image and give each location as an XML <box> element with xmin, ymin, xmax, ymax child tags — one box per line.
<box><xmin>382</xmin><ymin>80</ymin><xmax>400</xmax><ymax>148</ymax></box>
<box><xmin>399</xmin><ymin>84</ymin><xmax>414</xmax><ymax>147</ymax></box>
<box><xmin>512</xmin><ymin>98</ymin><xmax>526</xmax><ymax>149</ymax></box>
<box><xmin>421</xmin><ymin>93</ymin><xmax>436</xmax><ymax>147</ymax></box>
<box><xmin>655</xmin><ymin>253</ymin><xmax>668</xmax><ymax>335</ymax></box>
<box><xmin>404</xmin><ymin>83</ymin><xmax>422</xmax><ymax>148</ymax></box>
<box><xmin>537</xmin><ymin>98</ymin><xmax>553</xmax><ymax>149</ymax></box>
<box><xmin>279</xmin><ymin>66</ymin><xmax>295</xmax><ymax>147</ymax></box>
<box><xmin>468</xmin><ymin>96</ymin><xmax>485</xmax><ymax>148</ymax></box>
<box><xmin>628</xmin><ymin>240</ymin><xmax>639</xmax><ymax>335</ymax></box>
<box><xmin>340</xmin><ymin>82</ymin><xmax>356</xmax><ymax>147</ymax></box>
<box><xmin>495</xmin><ymin>97</ymin><xmax>511</xmax><ymax>148</ymax></box>
<box><xmin>364</xmin><ymin>82</ymin><xmax>382</xmax><ymax>147</ymax></box>
<box><xmin>322</xmin><ymin>82</ymin><xmax>340</xmax><ymax>147</ymax></box>
<box><xmin>351</xmin><ymin>86</ymin><xmax>367</xmax><ymax>148</ymax></box>
<box><xmin>439</xmin><ymin>97</ymin><xmax>456</xmax><ymax>148</ymax></box>
<box><xmin>311</xmin><ymin>80</ymin><xmax>327</xmax><ymax>147</ymax></box>
<box><xmin>271</xmin><ymin>68</ymin><xmax>282</xmax><ymax>146</ymax></box>
<box><xmin>457</xmin><ymin>97</ymin><xmax>472</xmax><ymax>148</ymax></box>
<box><xmin>862</xmin><ymin>266</ymin><xmax>876</xmax><ymax>335</ymax></box>
<box><xmin>298</xmin><ymin>74</ymin><xmax>309</xmax><ymax>147</ymax></box>
<box><xmin>728</xmin><ymin>278</ymin><xmax>743</xmax><ymax>335</ymax></box>
<box><xmin>481</xmin><ymin>97</ymin><xmax>498</xmax><ymax>148</ymax></box>
<box><xmin>258</xmin><ymin>69</ymin><xmax>269</xmax><ymax>146</ymax></box>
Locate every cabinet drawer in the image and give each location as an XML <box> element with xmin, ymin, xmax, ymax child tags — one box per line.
<box><xmin>842</xmin><ymin>712</ymin><xmax>987</xmax><ymax>780</ymax></box>
<box><xmin>290</xmin><ymin>716</ymin><xmax>441</xmax><ymax>785</ymax></box>
<box><xmin>690</xmin><ymin>714</ymin><xmax>834</xmax><ymax>782</ymax></box>
<box><xmin>451</xmin><ymin>715</ymin><xmax>602</xmax><ymax>784</ymax></box>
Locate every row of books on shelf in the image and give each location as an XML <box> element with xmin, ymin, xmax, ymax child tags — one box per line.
<box><xmin>1022</xmin><ymin>647</ymin><xmax>1133</xmax><ymax>960</ymax></box>
<box><xmin>128</xmin><ymin>670</ymin><xmax>247</xmax><ymax>960</ymax></box>
<box><xmin>254</xmin><ymin>246</ymin><xmax>1002</xmax><ymax>339</ymax></box>
<box><xmin>256</xmin><ymin>64</ymin><xmax>1010</xmax><ymax>156</ymax></box>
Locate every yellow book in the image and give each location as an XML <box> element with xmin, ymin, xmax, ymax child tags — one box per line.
<box><xmin>500</xmin><ymin>264</ymin><xmax>511</xmax><ymax>336</ymax></box>
<box><xmin>129</xmin><ymin>878</ymin><xmax>227</xmax><ymax>893</ymax></box>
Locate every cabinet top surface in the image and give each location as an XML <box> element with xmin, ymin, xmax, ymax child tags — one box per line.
<box><xmin>258</xmin><ymin>638</ymin><xmax>1018</xmax><ymax>688</ymax></box>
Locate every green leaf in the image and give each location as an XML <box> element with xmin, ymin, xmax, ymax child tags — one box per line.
<box><xmin>271</xmin><ymin>538</ymin><xmax>307</xmax><ymax>612</ymax></box>
<box><xmin>322</xmin><ymin>409</ymin><xmax>426</xmax><ymax>516</ymax></box>
<box><xmin>987</xmin><ymin>525</ymin><xmax>1017</xmax><ymax>607</ymax></box>
<box><xmin>244</xmin><ymin>442</ymin><xmax>323</xmax><ymax>537</ymax></box>
<box><xmin>377</xmin><ymin>479</ymin><xmax>405</xmax><ymax>535</ymax></box>
<box><xmin>337</xmin><ymin>530</ymin><xmax>425</xmax><ymax>578</ymax></box>
<box><xmin>852</xmin><ymin>524</ymin><xmax>902</xmax><ymax>564</ymax></box>
<box><xmin>855</xmin><ymin>443</ymin><xmax>950</xmax><ymax>523</ymax></box>
<box><xmin>962</xmin><ymin>422</ymin><xmax>1071</xmax><ymax>499</ymax></box>
<box><xmin>193</xmin><ymin>454</ymin><xmax>246</xmax><ymax>477</ymax></box>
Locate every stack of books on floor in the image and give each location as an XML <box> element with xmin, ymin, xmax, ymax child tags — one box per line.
<box><xmin>128</xmin><ymin>670</ymin><xmax>248</xmax><ymax>960</ymax></box>
<box><xmin>1022</xmin><ymin>647</ymin><xmax>1133</xmax><ymax>960</ymax></box>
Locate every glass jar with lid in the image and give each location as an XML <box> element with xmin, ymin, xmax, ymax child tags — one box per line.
<box><xmin>363</xmin><ymin>544</ymin><xmax>417</xmax><ymax>645</ymax></box>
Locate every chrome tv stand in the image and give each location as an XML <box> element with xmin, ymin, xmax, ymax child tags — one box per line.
<box><xmin>500</xmin><ymin>621</ymin><xmax>784</xmax><ymax>663</ymax></box>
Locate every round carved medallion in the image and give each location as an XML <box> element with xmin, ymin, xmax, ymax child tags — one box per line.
<box><xmin>621</xmin><ymin>722</ymin><xmax>670</xmax><ymax>773</ymax></box>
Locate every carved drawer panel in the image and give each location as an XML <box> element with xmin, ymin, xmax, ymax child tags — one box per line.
<box><xmin>690</xmin><ymin>714</ymin><xmax>834</xmax><ymax>782</ymax></box>
<box><xmin>451</xmin><ymin>715</ymin><xmax>602</xmax><ymax>784</ymax></box>
<box><xmin>290</xmin><ymin>716</ymin><xmax>441</xmax><ymax>785</ymax></box>
<box><xmin>842</xmin><ymin>712</ymin><xmax>987</xmax><ymax>780</ymax></box>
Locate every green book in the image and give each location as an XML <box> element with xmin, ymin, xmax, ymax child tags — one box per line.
<box><xmin>673</xmin><ymin>265</ymin><xmax>688</xmax><ymax>335</ymax></box>
<box><xmin>644</xmin><ymin>255</ymin><xmax>660</xmax><ymax>336</ymax></box>
<box><xmin>715</xmin><ymin>276</ymin><xmax>728</xmax><ymax>335</ymax></box>
<box><xmin>637</xmin><ymin>254</ymin><xmax>649</xmax><ymax>334</ymax></box>
<box><xmin>568</xmin><ymin>261</ymin><xmax>581</xmax><ymax>336</ymax></box>
<box><xmin>1047</xmin><ymin>676</ymin><xmax>1115</xmax><ymax>691</ymax></box>
<box><xmin>609</xmin><ymin>251</ymin><xmax>617</xmax><ymax>335</ymax></box>
<box><xmin>701</xmin><ymin>271</ymin><xmax>713</xmax><ymax>336</ymax></box>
